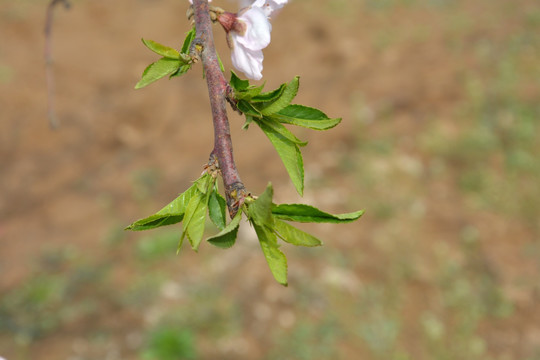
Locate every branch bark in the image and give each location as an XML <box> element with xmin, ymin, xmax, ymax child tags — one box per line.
<box><xmin>192</xmin><ymin>0</ymin><xmax>246</xmax><ymax>217</ymax></box>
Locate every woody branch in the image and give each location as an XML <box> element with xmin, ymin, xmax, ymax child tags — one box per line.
<box><xmin>191</xmin><ymin>0</ymin><xmax>246</xmax><ymax>217</ymax></box>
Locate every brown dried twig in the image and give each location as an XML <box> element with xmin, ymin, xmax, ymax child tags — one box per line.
<box><xmin>44</xmin><ymin>0</ymin><xmax>70</xmax><ymax>129</ymax></box>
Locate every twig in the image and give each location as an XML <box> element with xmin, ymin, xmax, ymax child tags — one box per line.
<box><xmin>44</xmin><ymin>0</ymin><xmax>70</xmax><ymax>129</ymax></box>
<box><xmin>192</xmin><ymin>0</ymin><xmax>246</xmax><ymax>217</ymax></box>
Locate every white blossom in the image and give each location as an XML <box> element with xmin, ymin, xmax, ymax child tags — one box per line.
<box><xmin>189</xmin><ymin>0</ymin><xmax>289</xmax><ymax>79</ymax></box>
<box><xmin>231</xmin><ymin>42</ymin><xmax>265</xmax><ymax>80</ymax></box>
<box><xmin>229</xmin><ymin>6</ymin><xmax>269</xmax><ymax>80</ymax></box>
<box><xmin>251</xmin><ymin>0</ymin><xmax>288</xmax><ymax>17</ymax></box>
<box><xmin>228</xmin><ymin>0</ymin><xmax>288</xmax><ymax>79</ymax></box>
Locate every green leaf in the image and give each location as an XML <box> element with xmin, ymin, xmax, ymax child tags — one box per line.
<box><xmin>207</xmin><ymin>211</ymin><xmax>243</xmax><ymax>249</ymax></box>
<box><xmin>260</xmin><ymin>76</ymin><xmax>300</xmax><ymax>115</ymax></box>
<box><xmin>181</xmin><ymin>190</ymin><xmax>209</xmax><ymax>251</ymax></box>
<box><xmin>168</xmin><ymin>28</ymin><xmax>195</xmax><ymax>79</ymax></box>
<box><xmin>238</xmin><ymin>100</ymin><xmax>262</xmax><ymax>118</ymax></box>
<box><xmin>235</xmin><ymin>84</ymin><xmax>265</xmax><ymax>101</ymax></box>
<box><xmin>259</xmin><ymin>117</ymin><xmax>307</xmax><ymax>146</ymax></box>
<box><xmin>242</xmin><ymin>115</ymin><xmax>253</xmax><ymax>130</ymax></box>
<box><xmin>169</xmin><ymin>64</ymin><xmax>191</xmax><ymax>79</ymax></box>
<box><xmin>216</xmin><ymin>51</ymin><xmax>225</xmax><ymax>73</ymax></box>
<box><xmin>181</xmin><ymin>27</ymin><xmax>196</xmax><ymax>54</ymax></box>
<box><xmin>251</xmin><ymin>83</ymin><xmax>286</xmax><ymax>103</ymax></box>
<box><xmin>248</xmin><ymin>184</ymin><xmax>274</xmax><ymax>228</ymax></box>
<box><xmin>180</xmin><ymin>174</ymin><xmax>214</xmax><ymax>251</ymax></box>
<box><xmin>247</xmin><ymin>186</ymin><xmax>289</xmax><ymax>285</ymax></box>
<box><xmin>135</xmin><ymin>58</ymin><xmax>181</xmax><ymax>89</ymax></box>
<box><xmin>194</xmin><ymin>173</ymin><xmax>212</xmax><ymax>194</ymax></box>
<box><xmin>253</xmin><ymin>222</ymin><xmax>288</xmax><ymax>286</ymax></box>
<box><xmin>272</xmin><ymin>204</ymin><xmax>365</xmax><ymax>223</ymax></box>
<box><xmin>126</xmin><ymin>185</ymin><xmax>198</xmax><ymax>231</ymax></box>
<box><xmin>272</xmin><ymin>104</ymin><xmax>342</xmax><ymax>130</ymax></box>
<box><xmin>255</xmin><ymin>119</ymin><xmax>304</xmax><ymax>196</ymax></box>
<box><xmin>230</xmin><ymin>71</ymin><xmax>250</xmax><ymax>91</ymax></box>
<box><xmin>274</xmin><ymin>220</ymin><xmax>322</xmax><ymax>247</ymax></box>
<box><xmin>126</xmin><ymin>213</ymin><xmax>183</xmax><ymax>231</ymax></box>
<box><xmin>208</xmin><ymin>190</ymin><xmax>227</xmax><ymax>230</ymax></box>
<box><xmin>141</xmin><ymin>38</ymin><xmax>180</xmax><ymax>59</ymax></box>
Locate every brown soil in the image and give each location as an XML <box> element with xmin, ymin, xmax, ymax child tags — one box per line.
<box><xmin>1</xmin><ymin>0</ymin><xmax>539</xmax><ymax>359</ymax></box>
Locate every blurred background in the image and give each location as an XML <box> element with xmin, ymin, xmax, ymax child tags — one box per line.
<box><xmin>1</xmin><ymin>0</ymin><xmax>539</xmax><ymax>359</ymax></box>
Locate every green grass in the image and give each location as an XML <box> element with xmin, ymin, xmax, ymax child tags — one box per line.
<box><xmin>141</xmin><ymin>326</ymin><xmax>197</xmax><ymax>360</ymax></box>
<box><xmin>0</xmin><ymin>250</ymin><xmax>105</xmax><ymax>345</ymax></box>
<box><xmin>136</xmin><ymin>230</ymin><xmax>180</xmax><ymax>262</ymax></box>
<box><xmin>266</xmin><ymin>318</ymin><xmax>341</xmax><ymax>360</ymax></box>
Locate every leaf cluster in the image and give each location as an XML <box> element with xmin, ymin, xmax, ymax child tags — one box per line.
<box><xmin>229</xmin><ymin>72</ymin><xmax>341</xmax><ymax>195</ymax></box>
<box><xmin>127</xmin><ymin>177</ymin><xmax>363</xmax><ymax>285</ymax></box>
<box><xmin>135</xmin><ymin>28</ymin><xmax>196</xmax><ymax>89</ymax></box>
<box><xmin>131</xmin><ymin>28</ymin><xmax>362</xmax><ymax>286</ymax></box>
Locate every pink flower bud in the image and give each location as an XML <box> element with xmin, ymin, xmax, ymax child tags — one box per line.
<box><xmin>217</xmin><ymin>12</ymin><xmax>246</xmax><ymax>35</ymax></box>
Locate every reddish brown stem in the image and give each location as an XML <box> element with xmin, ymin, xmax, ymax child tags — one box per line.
<box><xmin>192</xmin><ymin>0</ymin><xmax>246</xmax><ymax>217</ymax></box>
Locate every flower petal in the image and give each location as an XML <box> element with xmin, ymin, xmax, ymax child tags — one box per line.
<box><xmin>230</xmin><ymin>38</ymin><xmax>264</xmax><ymax>80</ymax></box>
<box><xmin>251</xmin><ymin>0</ymin><xmax>288</xmax><ymax>16</ymax></box>
<box><xmin>236</xmin><ymin>7</ymin><xmax>272</xmax><ymax>51</ymax></box>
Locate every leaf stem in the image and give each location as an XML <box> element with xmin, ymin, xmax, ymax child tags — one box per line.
<box><xmin>192</xmin><ymin>0</ymin><xmax>246</xmax><ymax>217</ymax></box>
